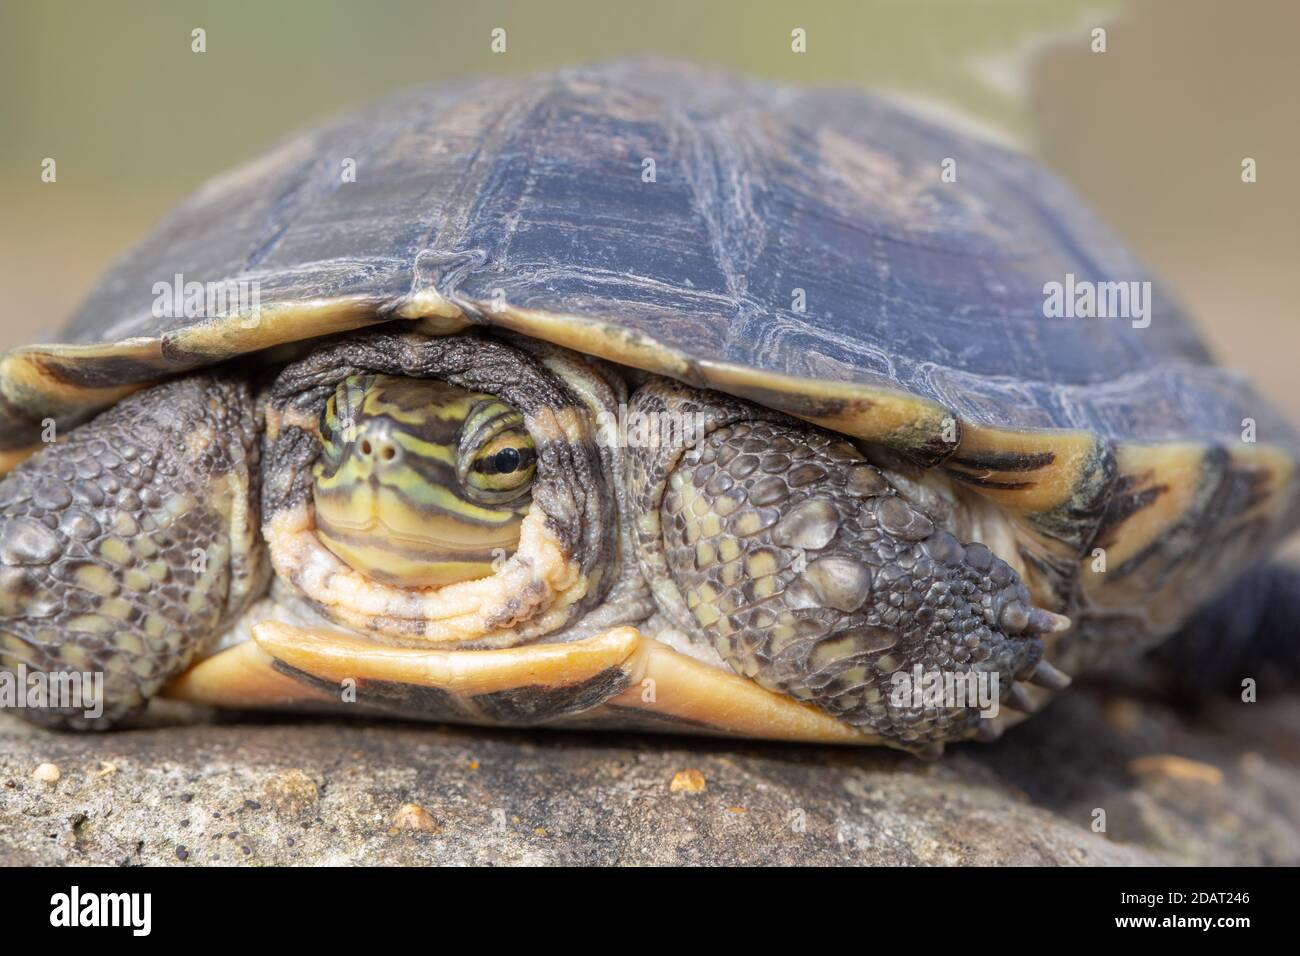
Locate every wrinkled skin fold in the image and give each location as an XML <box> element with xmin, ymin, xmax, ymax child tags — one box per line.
<box><xmin>0</xmin><ymin>331</ymin><xmax>1070</xmax><ymax>751</ymax></box>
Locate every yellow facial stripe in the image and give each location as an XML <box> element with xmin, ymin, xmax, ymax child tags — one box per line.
<box><xmin>315</xmin><ymin>458</ymin><xmax>521</xmax><ymax>526</ymax></box>
<box><xmin>390</xmin><ymin>430</ymin><xmax>457</xmax><ymax>468</ymax></box>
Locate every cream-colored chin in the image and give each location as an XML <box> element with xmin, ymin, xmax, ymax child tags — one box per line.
<box><xmin>264</xmin><ymin>501</ymin><xmax>591</xmax><ymax>648</ymax></box>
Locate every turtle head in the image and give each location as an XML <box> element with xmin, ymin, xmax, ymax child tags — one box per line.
<box><xmin>254</xmin><ymin>333</ymin><xmax>623</xmax><ymax>648</ymax></box>
<box><xmin>311</xmin><ymin>374</ymin><xmax>536</xmax><ymax>589</ymax></box>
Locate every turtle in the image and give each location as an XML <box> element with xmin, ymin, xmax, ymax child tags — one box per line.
<box><xmin>1</xmin><ymin>59</ymin><xmax>1296</xmax><ymax>756</ymax></box>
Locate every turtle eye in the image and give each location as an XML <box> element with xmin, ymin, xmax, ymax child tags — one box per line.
<box><xmin>465</xmin><ymin>428</ymin><xmax>536</xmax><ymax>500</ymax></box>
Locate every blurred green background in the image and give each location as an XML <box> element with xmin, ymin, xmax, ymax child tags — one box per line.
<box><xmin>1</xmin><ymin>0</ymin><xmax>1296</xmax><ymax>430</ymax></box>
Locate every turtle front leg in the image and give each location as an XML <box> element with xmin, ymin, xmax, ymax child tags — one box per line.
<box><xmin>0</xmin><ymin>374</ymin><xmax>265</xmax><ymax>728</ymax></box>
<box><xmin>629</xmin><ymin>381</ymin><xmax>1070</xmax><ymax>755</ymax></box>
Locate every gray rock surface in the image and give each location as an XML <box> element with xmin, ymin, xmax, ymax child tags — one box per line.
<box><xmin>2</xmin><ymin>683</ymin><xmax>1298</xmax><ymax>865</ymax></box>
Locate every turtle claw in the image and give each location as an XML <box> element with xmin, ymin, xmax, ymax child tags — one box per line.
<box><xmin>1003</xmin><ymin>681</ymin><xmax>1037</xmax><ymax>714</ymax></box>
<box><xmin>1028</xmin><ymin>658</ymin><xmax>1072</xmax><ymax>691</ymax></box>
<box><xmin>1028</xmin><ymin>607</ymin><xmax>1072</xmax><ymax>634</ymax></box>
<box><xmin>973</xmin><ymin>717</ymin><xmax>1006</xmax><ymax>742</ymax></box>
<box><xmin>914</xmin><ymin>741</ymin><xmax>946</xmax><ymax>760</ymax></box>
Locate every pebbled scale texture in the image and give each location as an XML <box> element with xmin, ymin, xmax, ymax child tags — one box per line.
<box><xmin>660</xmin><ymin>418</ymin><xmax>1047</xmax><ymax>751</ymax></box>
<box><xmin>0</xmin><ymin>376</ymin><xmax>263</xmax><ymax>727</ymax></box>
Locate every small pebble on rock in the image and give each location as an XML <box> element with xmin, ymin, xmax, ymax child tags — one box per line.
<box><xmin>388</xmin><ymin>803</ymin><xmax>440</xmax><ymax>834</ymax></box>
<box><xmin>263</xmin><ymin>769</ymin><xmax>320</xmax><ymax>817</ymax></box>
<box><xmin>670</xmin><ymin>768</ymin><xmax>706</xmax><ymax>793</ymax></box>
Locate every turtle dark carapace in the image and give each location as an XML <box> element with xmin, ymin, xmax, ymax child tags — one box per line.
<box><xmin>0</xmin><ymin>61</ymin><xmax>1295</xmax><ymax>755</ymax></box>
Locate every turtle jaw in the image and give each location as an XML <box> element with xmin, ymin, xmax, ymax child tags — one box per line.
<box><xmin>263</xmin><ymin>500</ymin><xmax>587</xmax><ymax>648</ymax></box>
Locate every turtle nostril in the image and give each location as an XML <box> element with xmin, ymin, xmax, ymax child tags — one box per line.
<box><xmin>354</xmin><ymin>431</ymin><xmax>398</xmax><ymax>463</ymax></box>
